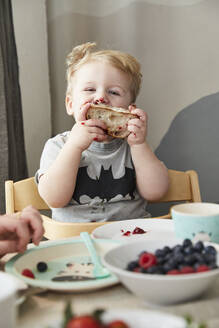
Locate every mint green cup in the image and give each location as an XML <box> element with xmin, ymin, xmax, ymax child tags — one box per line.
<box><xmin>171</xmin><ymin>202</ymin><xmax>219</xmax><ymax>243</ymax></box>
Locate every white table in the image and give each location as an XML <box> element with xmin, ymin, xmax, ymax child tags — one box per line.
<box><xmin>15</xmin><ymin>277</ymin><xmax>219</xmax><ymax>328</ymax></box>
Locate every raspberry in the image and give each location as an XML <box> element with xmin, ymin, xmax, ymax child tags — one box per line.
<box><xmin>138</xmin><ymin>252</ymin><xmax>157</xmax><ymax>269</ymax></box>
<box><xmin>180</xmin><ymin>266</ymin><xmax>195</xmax><ymax>274</ymax></box>
<box><xmin>196</xmin><ymin>265</ymin><xmax>210</xmax><ymax>273</ymax></box>
<box><xmin>122</xmin><ymin>231</ymin><xmax>131</xmax><ymax>236</ymax></box>
<box><xmin>132</xmin><ymin>227</ymin><xmax>146</xmax><ymax>234</ymax></box>
<box><xmin>22</xmin><ymin>268</ymin><xmax>35</xmax><ymax>279</ymax></box>
<box><xmin>166</xmin><ymin>269</ymin><xmax>181</xmax><ymax>275</ymax></box>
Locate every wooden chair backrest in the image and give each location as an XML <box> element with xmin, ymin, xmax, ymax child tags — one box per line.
<box><xmin>152</xmin><ymin>169</ymin><xmax>201</xmax><ymax>203</ymax></box>
<box><xmin>5</xmin><ymin>177</ymin><xmax>49</xmax><ymax>213</ymax></box>
<box><xmin>5</xmin><ymin>169</ymin><xmax>201</xmax><ymax>240</ymax></box>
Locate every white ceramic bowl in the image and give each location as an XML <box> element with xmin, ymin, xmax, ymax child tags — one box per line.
<box><xmin>103</xmin><ymin>239</ymin><xmax>219</xmax><ymax>306</ymax></box>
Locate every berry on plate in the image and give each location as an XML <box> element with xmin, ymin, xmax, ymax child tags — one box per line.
<box><xmin>37</xmin><ymin>261</ymin><xmax>48</xmax><ymax>272</ymax></box>
<box><xmin>21</xmin><ymin>268</ymin><xmax>35</xmax><ymax>279</ymax></box>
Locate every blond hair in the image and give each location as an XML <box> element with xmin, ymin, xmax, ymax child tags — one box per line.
<box><xmin>66</xmin><ymin>42</ymin><xmax>142</xmax><ymax>102</ymax></box>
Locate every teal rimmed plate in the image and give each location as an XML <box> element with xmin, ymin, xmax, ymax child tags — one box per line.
<box><xmin>5</xmin><ymin>237</ymin><xmax>120</xmax><ymax>292</ymax></box>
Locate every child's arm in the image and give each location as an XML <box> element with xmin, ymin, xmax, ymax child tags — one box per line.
<box><xmin>127</xmin><ymin>106</ymin><xmax>169</xmax><ymax>201</ymax></box>
<box><xmin>38</xmin><ymin>104</ymin><xmax>107</xmax><ymax>208</ymax></box>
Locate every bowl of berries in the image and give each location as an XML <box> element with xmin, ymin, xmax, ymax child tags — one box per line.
<box><xmin>103</xmin><ymin>239</ymin><xmax>219</xmax><ymax>306</ymax></box>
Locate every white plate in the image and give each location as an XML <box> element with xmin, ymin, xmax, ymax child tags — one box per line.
<box><xmin>44</xmin><ymin>309</ymin><xmax>186</xmax><ymax>328</ymax></box>
<box><xmin>5</xmin><ymin>237</ymin><xmax>120</xmax><ymax>292</ymax></box>
<box><xmin>101</xmin><ymin>309</ymin><xmax>187</xmax><ymax>328</ymax></box>
<box><xmin>92</xmin><ymin>219</ymin><xmax>178</xmax><ymax>242</ymax></box>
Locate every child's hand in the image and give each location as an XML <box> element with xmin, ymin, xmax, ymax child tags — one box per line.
<box><xmin>127</xmin><ymin>105</ymin><xmax>148</xmax><ymax>146</ymax></box>
<box><xmin>69</xmin><ymin>103</ymin><xmax>108</xmax><ymax>152</ymax></box>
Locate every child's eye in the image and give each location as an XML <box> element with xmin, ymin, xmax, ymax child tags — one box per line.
<box><xmin>84</xmin><ymin>88</ymin><xmax>95</xmax><ymax>92</ymax></box>
<box><xmin>109</xmin><ymin>90</ymin><xmax>120</xmax><ymax>96</ymax></box>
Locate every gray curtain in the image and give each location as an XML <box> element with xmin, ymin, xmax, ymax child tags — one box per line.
<box><xmin>0</xmin><ymin>0</ymin><xmax>28</xmax><ymax>213</ymax></box>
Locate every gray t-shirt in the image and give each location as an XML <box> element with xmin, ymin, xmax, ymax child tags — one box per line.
<box><xmin>35</xmin><ymin>132</ymin><xmax>150</xmax><ymax>222</ymax></box>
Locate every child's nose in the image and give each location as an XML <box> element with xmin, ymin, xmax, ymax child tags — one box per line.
<box><xmin>94</xmin><ymin>96</ymin><xmax>109</xmax><ymax>105</ymax></box>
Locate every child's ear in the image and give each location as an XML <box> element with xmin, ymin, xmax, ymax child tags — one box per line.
<box><xmin>65</xmin><ymin>95</ymin><xmax>74</xmax><ymax>115</ymax></box>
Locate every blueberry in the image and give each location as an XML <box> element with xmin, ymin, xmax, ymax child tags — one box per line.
<box><xmin>209</xmin><ymin>264</ymin><xmax>218</xmax><ymax>270</ymax></box>
<box><xmin>155</xmin><ymin>266</ymin><xmax>166</xmax><ymax>274</ymax></box>
<box><xmin>167</xmin><ymin>258</ymin><xmax>178</xmax><ymax>269</ymax></box>
<box><xmin>193</xmin><ymin>252</ymin><xmax>205</xmax><ymax>263</ymax></box>
<box><xmin>194</xmin><ymin>241</ymin><xmax>204</xmax><ymax>252</ymax></box>
<box><xmin>172</xmin><ymin>245</ymin><xmax>183</xmax><ymax>254</ymax></box>
<box><xmin>163</xmin><ymin>264</ymin><xmax>172</xmax><ymax>273</ymax></box>
<box><xmin>184</xmin><ymin>254</ymin><xmax>196</xmax><ymax>265</ymax></box>
<box><xmin>163</xmin><ymin>261</ymin><xmax>176</xmax><ymax>273</ymax></box>
<box><xmin>37</xmin><ymin>261</ymin><xmax>48</xmax><ymax>272</ymax></box>
<box><xmin>139</xmin><ymin>267</ymin><xmax>148</xmax><ymax>273</ymax></box>
<box><xmin>183</xmin><ymin>239</ymin><xmax>192</xmax><ymax>248</ymax></box>
<box><xmin>156</xmin><ymin>256</ymin><xmax>166</xmax><ymax>265</ymax></box>
<box><xmin>127</xmin><ymin>260</ymin><xmax>139</xmax><ymax>271</ymax></box>
<box><xmin>164</xmin><ymin>253</ymin><xmax>172</xmax><ymax>262</ymax></box>
<box><xmin>155</xmin><ymin>249</ymin><xmax>165</xmax><ymax>258</ymax></box>
<box><xmin>184</xmin><ymin>245</ymin><xmax>196</xmax><ymax>255</ymax></box>
<box><xmin>162</xmin><ymin>246</ymin><xmax>171</xmax><ymax>255</ymax></box>
<box><xmin>174</xmin><ymin>252</ymin><xmax>184</xmax><ymax>265</ymax></box>
<box><xmin>205</xmin><ymin>245</ymin><xmax>217</xmax><ymax>256</ymax></box>
<box><xmin>203</xmin><ymin>253</ymin><xmax>216</xmax><ymax>265</ymax></box>
<box><xmin>146</xmin><ymin>266</ymin><xmax>158</xmax><ymax>274</ymax></box>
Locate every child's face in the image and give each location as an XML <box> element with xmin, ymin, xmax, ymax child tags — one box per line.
<box><xmin>66</xmin><ymin>60</ymin><xmax>133</xmax><ymax>121</ymax></box>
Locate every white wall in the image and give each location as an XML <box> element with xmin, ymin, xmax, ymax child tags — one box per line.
<box><xmin>12</xmin><ymin>0</ymin><xmax>51</xmax><ymax>176</ymax></box>
<box><xmin>11</xmin><ymin>0</ymin><xmax>219</xmax><ymax>176</ymax></box>
<box><xmin>47</xmin><ymin>0</ymin><xmax>219</xmax><ymax>151</ymax></box>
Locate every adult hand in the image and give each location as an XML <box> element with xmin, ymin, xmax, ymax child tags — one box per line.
<box><xmin>0</xmin><ymin>206</ymin><xmax>44</xmax><ymax>257</ymax></box>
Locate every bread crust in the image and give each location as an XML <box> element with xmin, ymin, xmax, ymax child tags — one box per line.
<box><xmin>86</xmin><ymin>104</ymin><xmax>137</xmax><ymax>138</ymax></box>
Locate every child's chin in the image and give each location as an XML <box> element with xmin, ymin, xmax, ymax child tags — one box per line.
<box><xmin>102</xmin><ymin>135</ymin><xmax>114</xmax><ymax>143</ymax></box>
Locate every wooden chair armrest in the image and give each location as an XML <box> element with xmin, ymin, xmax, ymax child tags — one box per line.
<box><xmin>154</xmin><ymin>214</ymin><xmax>171</xmax><ymax>219</ymax></box>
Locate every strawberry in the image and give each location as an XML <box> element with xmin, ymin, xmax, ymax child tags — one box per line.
<box><xmin>107</xmin><ymin>320</ymin><xmax>129</xmax><ymax>328</ymax></box>
<box><xmin>66</xmin><ymin>315</ymin><xmax>103</xmax><ymax>328</ymax></box>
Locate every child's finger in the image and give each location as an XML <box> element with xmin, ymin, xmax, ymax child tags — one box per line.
<box><xmin>129</xmin><ymin>108</ymin><xmax>147</xmax><ymax>122</ymax></box>
<box><xmin>128</xmin><ymin>118</ymin><xmax>143</xmax><ymax>129</ymax></box>
<box><xmin>78</xmin><ymin>103</ymin><xmax>91</xmax><ymax>121</ymax></box>
<box><xmin>84</xmin><ymin>119</ymin><xmax>107</xmax><ymax>131</ymax></box>
<box><xmin>128</xmin><ymin>104</ymin><xmax>136</xmax><ymax>111</ymax></box>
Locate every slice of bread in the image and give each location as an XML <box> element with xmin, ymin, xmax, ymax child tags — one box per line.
<box><xmin>86</xmin><ymin>104</ymin><xmax>137</xmax><ymax>138</ymax></box>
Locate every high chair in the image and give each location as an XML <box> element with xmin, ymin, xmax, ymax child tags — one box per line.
<box><xmin>5</xmin><ymin>169</ymin><xmax>201</xmax><ymax>240</ymax></box>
